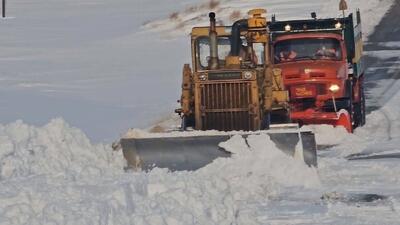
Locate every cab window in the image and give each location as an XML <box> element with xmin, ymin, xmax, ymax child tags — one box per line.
<box><xmin>197</xmin><ymin>36</ymin><xmax>231</xmax><ymax>69</ymax></box>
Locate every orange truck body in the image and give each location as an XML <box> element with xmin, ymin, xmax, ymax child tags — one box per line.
<box><xmin>269</xmin><ymin>11</ymin><xmax>365</xmax><ymax>132</ymax></box>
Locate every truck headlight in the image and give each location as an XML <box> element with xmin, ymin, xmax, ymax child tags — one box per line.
<box><xmin>329</xmin><ymin>84</ymin><xmax>340</xmax><ymax>93</ymax></box>
<box><xmin>243</xmin><ymin>71</ymin><xmax>253</xmax><ymax>79</ymax></box>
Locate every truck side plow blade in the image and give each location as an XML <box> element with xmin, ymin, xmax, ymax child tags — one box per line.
<box><xmin>120</xmin><ymin>128</ymin><xmax>317</xmax><ymax>171</ymax></box>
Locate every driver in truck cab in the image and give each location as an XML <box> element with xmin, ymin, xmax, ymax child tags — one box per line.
<box><xmin>315</xmin><ymin>45</ymin><xmax>338</xmax><ymax>59</ymax></box>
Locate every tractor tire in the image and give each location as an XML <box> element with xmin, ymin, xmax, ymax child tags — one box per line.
<box><xmin>360</xmin><ymin>85</ymin><xmax>366</xmax><ymax>126</ymax></box>
<box><xmin>181</xmin><ymin>115</ymin><xmax>195</xmax><ymax>131</ymax></box>
<box><xmin>261</xmin><ymin>112</ymin><xmax>271</xmax><ymax>130</ymax></box>
<box><xmin>180</xmin><ymin>116</ymin><xmax>188</xmax><ymax>131</ymax></box>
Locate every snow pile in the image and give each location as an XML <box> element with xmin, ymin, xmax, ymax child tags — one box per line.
<box><xmin>337</xmin><ymin>77</ymin><xmax>400</xmax><ymax>154</ymax></box>
<box><xmin>145</xmin><ymin>113</ymin><xmax>182</xmax><ymax>133</ymax></box>
<box><xmin>303</xmin><ymin>124</ymin><xmax>354</xmax><ymax>146</ymax></box>
<box><xmin>312</xmin><ymin>83</ymin><xmax>400</xmax><ymax>224</ymax></box>
<box><xmin>202</xmin><ymin>134</ymin><xmax>320</xmax><ymax>189</ymax></box>
<box><xmin>131</xmin><ymin>135</ymin><xmax>319</xmax><ymax>225</ymax></box>
<box><xmin>318</xmin><ymin>79</ymin><xmax>400</xmax><ymax>181</ymax></box>
<box><xmin>343</xmin><ymin>80</ymin><xmax>400</xmax><ymax>157</ymax></box>
<box><xmin>357</xmin><ymin>85</ymin><xmax>400</xmax><ymax>141</ymax></box>
<box><xmin>0</xmin><ymin>122</ymin><xmax>319</xmax><ymax>225</ymax></box>
<box><xmin>304</xmin><ymin>78</ymin><xmax>400</xmax><ymax>157</ymax></box>
<box><xmin>0</xmin><ymin>118</ymin><xmax>124</xmax><ymax>180</ymax></box>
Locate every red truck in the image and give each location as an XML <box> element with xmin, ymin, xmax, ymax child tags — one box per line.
<box><xmin>269</xmin><ymin>10</ymin><xmax>365</xmax><ymax>132</ymax></box>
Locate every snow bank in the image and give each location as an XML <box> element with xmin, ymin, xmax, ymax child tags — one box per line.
<box><xmin>318</xmin><ymin>78</ymin><xmax>400</xmax><ymax>169</ymax></box>
<box><xmin>346</xmin><ymin>79</ymin><xmax>400</xmax><ymax>156</ymax></box>
<box><xmin>322</xmin><ymin>0</ymin><xmax>395</xmax><ymax>39</ymax></box>
<box><xmin>0</xmin><ymin>120</ymin><xmax>319</xmax><ymax>225</ymax></box>
<box><xmin>313</xmin><ymin>80</ymin><xmax>400</xmax><ymax>224</ymax></box>
<box><xmin>143</xmin><ymin>0</ymin><xmax>395</xmax><ymax>39</ymax></box>
<box><xmin>303</xmin><ymin>76</ymin><xmax>400</xmax><ymax>158</ymax></box>
<box><xmin>303</xmin><ymin>124</ymin><xmax>353</xmax><ymax>146</ymax></box>
<box><xmin>143</xmin><ymin>0</ymin><xmax>330</xmax><ymax>37</ymax></box>
<box><xmin>202</xmin><ymin>134</ymin><xmax>320</xmax><ymax>189</ymax></box>
<box><xmin>0</xmin><ymin>0</ymin><xmax>398</xmax><ymax>224</ymax></box>
<box><xmin>0</xmin><ymin>118</ymin><xmax>124</xmax><ymax>180</ymax></box>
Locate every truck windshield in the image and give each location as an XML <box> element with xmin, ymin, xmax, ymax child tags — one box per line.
<box><xmin>274</xmin><ymin>38</ymin><xmax>342</xmax><ymax>63</ymax></box>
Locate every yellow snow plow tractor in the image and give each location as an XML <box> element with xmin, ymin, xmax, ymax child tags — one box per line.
<box><xmin>120</xmin><ymin>9</ymin><xmax>317</xmax><ymax>171</ymax></box>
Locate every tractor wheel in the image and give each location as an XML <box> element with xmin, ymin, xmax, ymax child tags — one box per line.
<box><xmin>180</xmin><ymin>116</ymin><xmax>188</xmax><ymax>131</ymax></box>
<box><xmin>261</xmin><ymin>112</ymin><xmax>271</xmax><ymax>130</ymax></box>
<box><xmin>270</xmin><ymin>109</ymin><xmax>291</xmax><ymax>124</ymax></box>
<box><xmin>180</xmin><ymin>115</ymin><xmax>195</xmax><ymax>131</ymax></box>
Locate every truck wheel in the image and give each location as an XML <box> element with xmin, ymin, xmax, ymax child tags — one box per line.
<box><xmin>345</xmin><ymin>80</ymin><xmax>355</xmax><ymax>128</ymax></box>
<box><xmin>353</xmin><ymin>103</ymin><xmax>362</xmax><ymax>128</ymax></box>
<box><xmin>352</xmin><ymin>84</ymin><xmax>366</xmax><ymax>128</ymax></box>
<box><xmin>360</xmin><ymin>85</ymin><xmax>366</xmax><ymax>126</ymax></box>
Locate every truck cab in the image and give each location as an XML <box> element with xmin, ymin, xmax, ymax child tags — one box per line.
<box><xmin>269</xmin><ymin>11</ymin><xmax>365</xmax><ymax>132</ymax></box>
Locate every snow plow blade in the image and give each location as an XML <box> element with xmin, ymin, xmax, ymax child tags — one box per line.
<box><xmin>120</xmin><ymin>126</ymin><xmax>317</xmax><ymax>171</ymax></box>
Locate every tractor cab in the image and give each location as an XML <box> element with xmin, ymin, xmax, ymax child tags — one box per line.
<box><xmin>177</xmin><ymin>9</ymin><xmax>289</xmax><ymax>131</ymax></box>
<box><xmin>194</xmin><ymin>34</ymin><xmax>264</xmax><ymax>70</ymax></box>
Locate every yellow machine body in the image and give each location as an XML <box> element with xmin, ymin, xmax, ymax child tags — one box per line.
<box><xmin>178</xmin><ymin>9</ymin><xmax>289</xmax><ymax>131</ymax></box>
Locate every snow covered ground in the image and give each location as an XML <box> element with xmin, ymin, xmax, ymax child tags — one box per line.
<box><xmin>0</xmin><ymin>0</ymin><xmax>394</xmax><ymax>142</ymax></box>
<box><xmin>1</xmin><ymin>0</ymin><xmax>400</xmax><ymax>224</ymax></box>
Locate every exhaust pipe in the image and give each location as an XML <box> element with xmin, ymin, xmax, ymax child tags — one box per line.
<box><xmin>209</xmin><ymin>12</ymin><xmax>219</xmax><ymax>70</ymax></box>
<box><xmin>230</xmin><ymin>19</ymin><xmax>248</xmax><ymax>56</ymax></box>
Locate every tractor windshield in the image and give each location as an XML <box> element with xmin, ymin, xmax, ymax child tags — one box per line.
<box><xmin>197</xmin><ymin>36</ymin><xmax>231</xmax><ymax>69</ymax></box>
<box><xmin>196</xmin><ymin>36</ymin><xmax>264</xmax><ymax>69</ymax></box>
<box><xmin>274</xmin><ymin>38</ymin><xmax>342</xmax><ymax>63</ymax></box>
<box><xmin>196</xmin><ymin>36</ymin><xmax>262</xmax><ymax>70</ymax></box>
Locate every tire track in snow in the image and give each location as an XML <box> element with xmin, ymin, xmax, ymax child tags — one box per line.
<box><xmin>372</xmin><ymin>60</ymin><xmax>400</xmax><ymax>140</ymax></box>
<box><xmin>375</xmin><ymin>58</ymin><xmax>400</xmax><ymax>102</ymax></box>
<box><xmin>380</xmin><ymin>109</ymin><xmax>393</xmax><ymax>141</ymax></box>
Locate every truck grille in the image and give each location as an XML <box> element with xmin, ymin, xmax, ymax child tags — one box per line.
<box><xmin>199</xmin><ymin>82</ymin><xmax>255</xmax><ymax>131</ymax></box>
